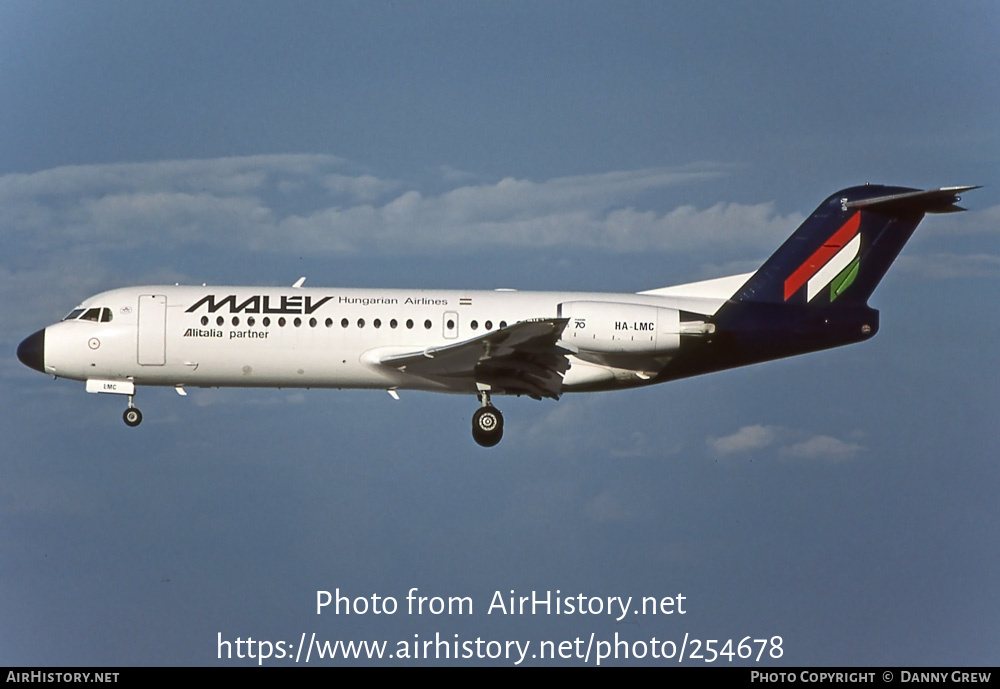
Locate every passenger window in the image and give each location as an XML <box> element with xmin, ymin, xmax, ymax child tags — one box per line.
<box><xmin>424</xmin><ymin>319</ymin><xmax>432</xmax><ymax>330</ymax></box>
<box><xmin>201</xmin><ymin>316</ymin><xmax>209</xmax><ymax>326</ymax></box>
<box><xmin>390</xmin><ymin>319</ymin><xmax>398</xmax><ymax>329</ymax></box>
<box><xmin>341</xmin><ymin>318</ymin><xmax>349</xmax><ymax>328</ymax></box>
<box><xmin>406</xmin><ymin>319</ymin><xmax>414</xmax><ymax>329</ymax></box>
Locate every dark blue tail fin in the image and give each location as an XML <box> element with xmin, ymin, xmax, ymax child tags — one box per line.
<box><xmin>659</xmin><ymin>185</ymin><xmax>976</xmax><ymax>382</ymax></box>
<box><xmin>733</xmin><ymin>185</ymin><xmax>977</xmax><ymax>307</ymax></box>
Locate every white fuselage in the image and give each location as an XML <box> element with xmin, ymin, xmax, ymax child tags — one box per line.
<box><xmin>40</xmin><ymin>284</ymin><xmax>730</xmax><ymax>395</ymax></box>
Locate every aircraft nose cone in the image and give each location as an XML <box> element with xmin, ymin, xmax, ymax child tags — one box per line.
<box><xmin>17</xmin><ymin>329</ymin><xmax>46</xmax><ymax>373</ymax></box>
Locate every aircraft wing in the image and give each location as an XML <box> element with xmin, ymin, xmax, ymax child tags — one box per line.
<box><xmin>380</xmin><ymin>318</ymin><xmax>571</xmax><ymax>399</ymax></box>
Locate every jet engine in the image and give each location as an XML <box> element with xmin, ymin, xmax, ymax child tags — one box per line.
<box><xmin>557</xmin><ymin>301</ymin><xmax>710</xmax><ymax>354</ymax></box>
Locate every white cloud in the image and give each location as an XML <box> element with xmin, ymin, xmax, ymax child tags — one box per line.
<box><xmin>0</xmin><ymin>154</ymin><xmax>345</xmax><ymax>200</ymax></box>
<box><xmin>0</xmin><ymin>154</ymin><xmax>809</xmax><ymax>340</ymax></box>
<box><xmin>69</xmin><ymin>191</ymin><xmax>274</xmax><ymax>250</ymax></box>
<box><xmin>1</xmin><ymin>156</ymin><xmax>802</xmax><ymax>259</ymax></box>
<box><xmin>707</xmin><ymin>424</ymin><xmax>779</xmax><ymax>454</ymax></box>
<box><xmin>707</xmin><ymin>424</ymin><xmax>864</xmax><ymax>463</ymax></box>
<box><xmin>321</xmin><ymin>173</ymin><xmax>398</xmax><ymax>201</ymax></box>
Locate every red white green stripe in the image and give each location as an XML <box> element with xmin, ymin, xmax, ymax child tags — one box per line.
<box><xmin>784</xmin><ymin>212</ymin><xmax>861</xmax><ymax>301</ymax></box>
<box><xmin>807</xmin><ymin>233</ymin><xmax>861</xmax><ymax>302</ymax></box>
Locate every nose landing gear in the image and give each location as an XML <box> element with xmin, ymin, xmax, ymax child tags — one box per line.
<box><xmin>123</xmin><ymin>395</ymin><xmax>142</xmax><ymax>427</ymax></box>
<box><xmin>472</xmin><ymin>391</ymin><xmax>503</xmax><ymax>447</ymax></box>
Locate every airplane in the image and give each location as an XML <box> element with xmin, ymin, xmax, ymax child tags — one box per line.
<box><xmin>17</xmin><ymin>184</ymin><xmax>977</xmax><ymax>447</ymax></box>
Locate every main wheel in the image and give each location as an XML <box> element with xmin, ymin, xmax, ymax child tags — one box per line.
<box><xmin>123</xmin><ymin>407</ymin><xmax>143</xmax><ymax>427</ymax></box>
<box><xmin>472</xmin><ymin>406</ymin><xmax>503</xmax><ymax>447</ymax></box>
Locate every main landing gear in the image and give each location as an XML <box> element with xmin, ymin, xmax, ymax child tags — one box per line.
<box><xmin>472</xmin><ymin>391</ymin><xmax>503</xmax><ymax>447</ymax></box>
<box><xmin>123</xmin><ymin>395</ymin><xmax>142</xmax><ymax>427</ymax></box>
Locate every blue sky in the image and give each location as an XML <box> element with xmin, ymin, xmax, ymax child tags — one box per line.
<box><xmin>2</xmin><ymin>2</ymin><xmax>998</xmax><ymax>666</ymax></box>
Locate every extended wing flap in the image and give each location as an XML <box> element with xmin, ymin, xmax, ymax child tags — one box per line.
<box><xmin>380</xmin><ymin>318</ymin><xmax>571</xmax><ymax>399</ymax></box>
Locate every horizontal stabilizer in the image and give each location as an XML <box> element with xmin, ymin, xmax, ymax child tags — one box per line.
<box><xmin>844</xmin><ymin>186</ymin><xmax>980</xmax><ymax>215</ymax></box>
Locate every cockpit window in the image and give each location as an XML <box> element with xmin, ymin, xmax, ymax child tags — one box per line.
<box><xmin>65</xmin><ymin>307</ymin><xmax>113</xmax><ymax>322</ymax></box>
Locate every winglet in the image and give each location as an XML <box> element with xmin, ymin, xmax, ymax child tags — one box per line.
<box><xmin>292</xmin><ymin>277</ymin><xmax>307</xmax><ymax>288</ymax></box>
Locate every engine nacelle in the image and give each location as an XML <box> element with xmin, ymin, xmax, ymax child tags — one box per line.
<box><xmin>558</xmin><ymin>301</ymin><xmax>684</xmax><ymax>354</ymax></box>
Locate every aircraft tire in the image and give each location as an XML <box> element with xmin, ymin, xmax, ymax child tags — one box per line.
<box><xmin>123</xmin><ymin>407</ymin><xmax>143</xmax><ymax>427</ymax></box>
<box><xmin>472</xmin><ymin>406</ymin><xmax>503</xmax><ymax>447</ymax></box>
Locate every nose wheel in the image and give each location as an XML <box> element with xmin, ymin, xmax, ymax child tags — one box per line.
<box><xmin>123</xmin><ymin>396</ymin><xmax>142</xmax><ymax>427</ymax></box>
<box><xmin>472</xmin><ymin>392</ymin><xmax>503</xmax><ymax>447</ymax></box>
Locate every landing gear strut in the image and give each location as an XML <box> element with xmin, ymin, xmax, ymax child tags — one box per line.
<box><xmin>472</xmin><ymin>391</ymin><xmax>503</xmax><ymax>447</ymax></box>
<box><xmin>123</xmin><ymin>395</ymin><xmax>142</xmax><ymax>427</ymax></box>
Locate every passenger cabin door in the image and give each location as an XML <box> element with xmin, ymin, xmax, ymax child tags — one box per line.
<box><xmin>137</xmin><ymin>294</ymin><xmax>167</xmax><ymax>365</ymax></box>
